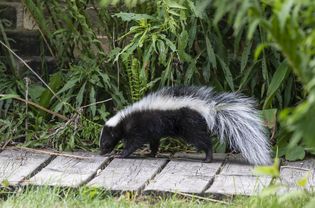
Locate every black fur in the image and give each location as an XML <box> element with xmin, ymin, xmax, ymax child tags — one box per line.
<box><xmin>100</xmin><ymin>108</ymin><xmax>213</xmax><ymax>162</ymax></box>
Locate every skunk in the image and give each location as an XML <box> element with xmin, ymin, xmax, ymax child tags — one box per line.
<box><xmin>99</xmin><ymin>86</ymin><xmax>271</xmax><ymax>165</ymax></box>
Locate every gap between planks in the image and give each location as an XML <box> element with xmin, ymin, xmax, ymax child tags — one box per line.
<box><xmin>206</xmin><ymin>154</ymin><xmax>273</xmax><ymax>196</ymax></box>
<box><xmin>21</xmin><ymin>155</ymin><xmax>57</xmax><ymax>184</ymax></box>
<box><xmin>138</xmin><ymin>158</ymin><xmax>170</xmax><ymax>194</ymax></box>
<box><xmin>80</xmin><ymin>155</ymin><xmax>115</xmax><ymax>187</ymax></box>
<box><xmin>0</xmin><ymin>149</ymin><xmax>53</xmax><ymax>185</ymax></box>
<box><xmin>144</xmin><ymin>153</ymin><xmax>227</xmax><ymax>195</ymax></box>
<box><xmin>88</xmin><ymin>158</ymin><xmax>169</xmax><ymax>192</ymax></box>
<box><xmin>201</xmin><ymin>154</ymin><xmax>228</xmax><ymax>193</ymax></box>
<box><xmin>27</xmin><ymin>152</ymin><xmax>111</xmax><ymax>187</ymax></box>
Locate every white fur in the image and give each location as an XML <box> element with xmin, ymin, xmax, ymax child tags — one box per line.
<box><xmin>106</xmin><ymin>94</ymin><xmax>216</xmax><ymax>129</ymax></box>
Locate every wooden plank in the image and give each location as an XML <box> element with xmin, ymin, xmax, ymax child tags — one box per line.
<box><xmin>27</xmin><ymin>152</ymin><xmax>109</xmax><ymax>187</ymax></box>
<box><xmin>206</xmin><ymin>154</ymin><xmax>271</xmax><ymax>195</ymax></box>
<box><xmin>88</xmin><ymin>158</ymin><xmax>167</xmax><ymax>192</ymax></box>
<box><xmin>220</xmin><ymin>154</ymin><xmax>255</xmax><ymax>176</ymax></box>
<box><xmin>206</xmin><ymin>175</ymin><xmax>271</xmax><ymax>196</ymax></box>
<box><xmin>173</xmin><ymin>152</ymin><xmax>226</xmax><ymax>161</ymax></box>
<box><xmin>145</xmin><ymin>154</ymin><xmax>224</xmax><ymax>194</ymax></box>
<box><xmin>0</xmin><ymin>149</ymin><xmax>52</xmax><ymax>185</ymax></box>
<box><xmin>280</xmin><ymin>159</ymin><xmax>315</xmax><ymax>190</ymax></box>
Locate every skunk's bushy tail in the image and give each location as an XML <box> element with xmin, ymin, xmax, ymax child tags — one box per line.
<box><xmin>157</xmin><ymin>86</ymin><xmax>271</xmax><ymax>165</ymax></box>
<box><xmin>212</xmin><ymin>92</ymin><xmax>271</xmax><ymax>165</ymax></box>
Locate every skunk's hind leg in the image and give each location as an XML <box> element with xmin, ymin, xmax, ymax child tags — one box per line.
<box><xmin>149</xmin><ymin>139</ymin><xmax>160</xmax><ymax>157</ymax></box>
<box><xmin>181</xmin><ymin>129</ymin><xmax>213</xmax><ymax>162</ymax></box>
<box><xmin>193</xmin><ymin>136</ymin><xmax>213</xmax><ymax>163</ymax></box>
<box><xmin>204</xmin><ymin>145</ymin><xmax>213</xmax><ymax>162</ymax></box>
<box><xmin>177</xmin><ymin>108</ymin><xmax>213</xmax><ymax>162</ymax></box>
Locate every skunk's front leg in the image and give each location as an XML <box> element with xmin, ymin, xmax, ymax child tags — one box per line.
<box><xmin>120</xmin><ymin>137</ymin><xmax>143</xmax><ymax>158</ymax></box>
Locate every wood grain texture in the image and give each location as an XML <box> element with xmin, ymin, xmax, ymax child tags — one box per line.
<box><xmin>220</xmin><ymin>161</ymin><xmax>254</xmax><ymax>176</ymax></box>
<box><xmin>173</xmin><ymin>152</ymin><xmax>226</xmax><ymax>161</ymax></box>
<box><xmin>28</xmin><ymin>152</ymin><xmax>109</xmax><ymax>187</ymax></box>
<box><xmin>0</xmin><ymin>149</ymin><xmax>51</xmax><ymax>185</ymax></box>
<box><xmin>280</xmin><ymin>159</ymin><xmax>315</xmax><ymax>190</ymax></box>
<box><xmin>88</xmin><ymin>158</ymin><xmax>167</xmax><ymax>192</ymax></box>
<box><xmin>220</xmin><ymin>154</ymin><xmax>255</xmax><ymax>176</ymax></box>
<box><xmin>206</xmin><ymin>154</ymin><xmax>271</xmax><ymax>195</ymax></box>
<box><xmin>144</xmin><ymin>157</ymin><xmax>224</xmax><ymax>194</ymax></box>
<box><xmin>206</xmin><ymin>175</ymin><xmax>271</xmax><ymax>195</ymax></box>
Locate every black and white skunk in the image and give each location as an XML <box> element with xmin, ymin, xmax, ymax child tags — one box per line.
<box><xmin>99</xmin><ymin>86</ymin><xmax>271</xmax><ymax>165</ymax></box>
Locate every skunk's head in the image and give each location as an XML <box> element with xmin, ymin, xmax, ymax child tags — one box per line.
<box><xmin>99</xmin><ymin>126</ymin><xmax>120</xmax><ymax>155</ymax></box>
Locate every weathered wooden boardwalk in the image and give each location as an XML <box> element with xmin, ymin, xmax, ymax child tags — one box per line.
<box><xmin>0</xmin><ymin>148</ymin><xmax>314</xmax><ymax>196</ymax></box>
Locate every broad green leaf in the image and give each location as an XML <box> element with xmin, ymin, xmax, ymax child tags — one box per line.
<box><xmin>214</xmin><ymin>142</ymin><xmax>226</xmax><ymax>153</ymax></box>
<box><xmin>114</xmin><ymin>40</ymin><xmax>138</xmax><ymax>62</ymax></box>
<box><xmin>284</xmin><ymin>75</ymin><xmax>293</xmax><ymax>107</ymax></box>
<box><xmin>233</xmin><ymin>0</ymin><xmax>249</xmax><ymax>31</ymax></box>
<box><xmin>217</xmin><ymin>56</ymin><xmax>234</xmax><ymax>91</ymax></box>
<box><xmin>40</xmin><ymin>72</ymin><xmax>64</xmax><ymax>108</ymax></box>
<box><xmin>261</xmin><ymin>108</ymin><xmax>277</xmax><ymax>129</ymax></box>
<box><xmin>56</xmin><ymin>77</ymin><xmax>80</xmax><ymax>96</ymax></box>
<box><xmin>178</xmin><ymin>30</ymin><xmax>188</xmax><ymax>54</ymax></box>
<box><xmin>157</xmin><ymin>40</ymin><xmax>167</xmax><ymax>64</ymax></box>
<box><xmin>112</xmin><ymin>12</ymin><xmax>154</xmax><ymax>22</ymax></box>
<box><xmin>261</xmin><ymin>55</ymin><xmax>269</xmax><ymax>85</ymax></box>
<box><xmin>0</xmin><ymin>94</ymin><xmax>19</xmax><ymax>101</ymax></box>
<box><xmin>89</xmin><ymin>86</ymin><xmax>96</xmax><ymax>117</ymax></box>
<box><xmin>254</xmin><ymin>159</ymin><xmax>280</xmax><ymax>178</ymax></box>
<box><xmin>240</xmin><ymin>40</ymin><xmax>252</xmax><ymax>72</ymax></box>
<box><xmin>184</xmin><ymin>59</ymin><xmax>197</xmax><ymax>84</ymax></box>
<box><xmin>99</xmin><ymin>0</ymin><xmax>111</xmax><ymax>7</ymax></box>
<box><xmin>143</xmin><ymin>42</ymin><xmax>154</xmax><ymax>65</ymax></box>
<box><xmin>277</xmin><ymin>0</ymin><xmax>294</xmax><ymax>31</ymax></box>
<box><xmin>247</xmin><ymin>19</ymin><xmax>260</xmax><ymax>40</ymax></box>
<box><xmin>53</xmin><ymin>96</ymin><xmax>71</xmax><ymax>113</ymax></box>
<box><xmin>193</xmin><ymin>0</ymin><xmax>209</xmax><ymax>18</ymax></box>
<box><xmin>76</xmin><ymin>82</ymin><xmax>86</xmax><ymax>107</ymax></box>
<box><xmin>285</xmin><ymin>145</ymin><xmax>305</xmax><ymax>161</ymax></box>
<box><xmin>239</xmin><ymin>63</ymin><xmax>257</xmax><ymax>90</ymax></box>
<box><xmin>263</xmin><ymin>60</ymin><xmax>289</xmax><ymax>109</ymax></box>
<box><xmin>254</xmin><ymin>43</ymin><xmax>269</xmax><ymax>60</ymax></box>
<box><xmin>167</xmin><ymin>1</ymin><xmax>187</xmax><ymax>9</ymax></box>
<box><xmin>254</xmin><ymin>165</ymin><xmax>279</xmax><ymax>177</ymax></box>
<box><xmin>188</xmin><ymin>19</ymin><xmax>197</xmax><ymax>48</ymax></box>
<box><xmin>205</xmin><ymin>36</ymin><xmax>216</xmax><ymax>69</ymax></box>
<box><xmin>159</xmin><ymin>35</ymin><xmax>177</xmax><ymax>52</ymax></box>
<box><xmin>28</xmin><ymin>84</ymin><xmax>46</xmax><ymax>102</ymax></box>
<box><xmin>213</xmin><ymin>1</ymin><xmax>228</xmax><ymax>24</ymax></box>
<box><xmin>168</xmin><ymin>9</ymin><xmax>181</xmax><ymax>17</ymax></box>
<box><xmin>97</xmin><ymin>71</ymin><xmax>110</xmax><ymax>88</ymax></box>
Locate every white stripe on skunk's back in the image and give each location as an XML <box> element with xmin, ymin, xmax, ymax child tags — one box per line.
<box><xmin>105</xmin><ymin>94</ymin><xmax>215</xmax><ymax>129</ymax></box>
